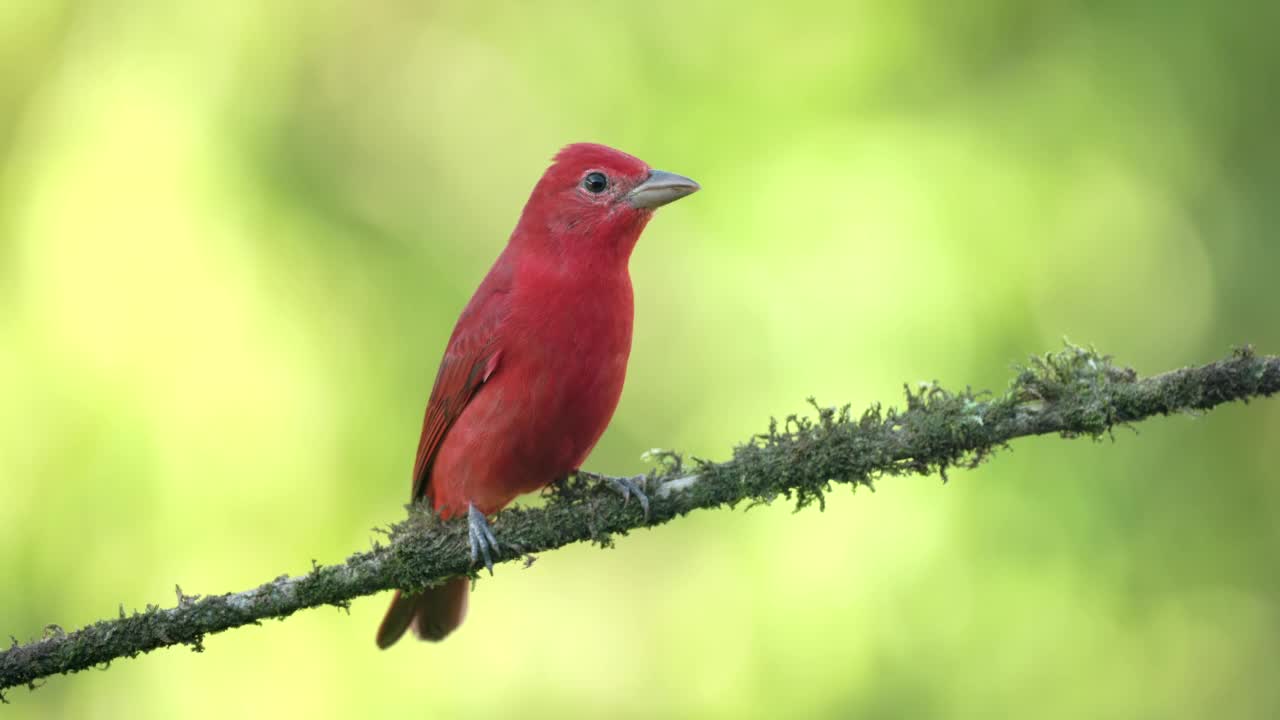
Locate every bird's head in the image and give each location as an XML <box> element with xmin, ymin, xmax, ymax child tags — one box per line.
<box><xmin>513</xmin><ymin>143</ymin><xmax>699</xmax><ymax>262</ymax></box>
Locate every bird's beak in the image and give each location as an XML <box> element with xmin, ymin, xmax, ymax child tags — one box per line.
<box><xmin>626</xmin><ymin>170</ymin><xmax>700</xmax><ymax>209</ymax></box>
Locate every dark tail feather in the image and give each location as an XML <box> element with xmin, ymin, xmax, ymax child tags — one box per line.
<box><xmin>375</xmin><ymin>579</ymin><xmax>470</xmax><ymax>648</ymax></box>
<box><xmin>375</xmin><ymin>590</ymin><xmax>417</xmax><ymax>649</ymax></box>
<box><xmin>411</xmin><ymin>577</ymin><xmax>469</xmax><ymax>641</ymax></box>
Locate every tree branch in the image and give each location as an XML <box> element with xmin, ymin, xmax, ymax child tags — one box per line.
<box><xmin>3</xmin><ymin>344</ymin><xmax>1277</xmax><ymax>698</ymax></box>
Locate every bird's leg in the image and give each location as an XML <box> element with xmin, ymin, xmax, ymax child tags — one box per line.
<box><xmin>467</xmin><ymin>504</ymin><xmax>500</xmax><ymax>575</ymax></box>
<box><xmin>574</xmin><ymin>470</ymin><xmax>651</xmax><ymax>521</ymax></box>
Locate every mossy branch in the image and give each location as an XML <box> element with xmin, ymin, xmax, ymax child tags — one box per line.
<box><xmin>3</xmin><ymin>344</ymin><xmax>1278</xmax><ymax>699</ymax></box>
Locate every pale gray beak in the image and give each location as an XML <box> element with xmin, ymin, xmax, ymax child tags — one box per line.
<box><xmin>626</xmin><ymin>169</ymin><xmax>700</xmax><ymax>209</ymax></box>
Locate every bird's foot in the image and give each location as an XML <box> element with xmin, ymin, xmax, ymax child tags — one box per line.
<box><xmin>576</xmin><ymin>470</ymin><xmax>651</xmax><ymax>521</ymax></box>
<box><xmin>467</xmin><ymin>504</ymin><xmax>500</xmax><ymax>575</ymax></box>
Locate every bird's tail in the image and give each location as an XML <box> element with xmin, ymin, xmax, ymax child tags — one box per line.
<box><xmin>375</xmin><ymin>578</ymin><xmax>470</xmax><ymax>648</ymax></box>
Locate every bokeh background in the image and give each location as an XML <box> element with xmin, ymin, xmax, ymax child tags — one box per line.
<box><xmin>3</xmin><ymin>1</ymin><xmax>1279</xmax><ymax>717</ymax></box>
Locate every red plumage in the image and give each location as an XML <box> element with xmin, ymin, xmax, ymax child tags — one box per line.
<box><xmin>376</xmin><ymin>143</ymin><xmax>698</xmax><ymax>647</ymax></box>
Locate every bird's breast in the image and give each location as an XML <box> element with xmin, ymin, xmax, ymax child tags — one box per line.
<box><xmin>512</xmin><ymin>271</ymin><xmax>635</xmax><ymax>455</ymax></box>
<box><xmin>432</xmin><ymin>270</ymin><xmax>635</xmax><ymax>515</ymax></box>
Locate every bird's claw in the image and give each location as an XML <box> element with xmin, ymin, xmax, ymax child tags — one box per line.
<box><xmin>572</xmin><ymin>470</ymin><xmax>652</xmax><ymax>521</ymax></box>
<box><xmin>576</xmin><ymin>471</ymin><xmax>651</xmax><ymax>521</ymax></box>
<box><xmin>610</xmin><ymin>475</ymin><xmax>651</xmax><ymax>520</ymax></box>
<box><xmin>467</xmin><ymin>504</ymin><xmax>499</xmax><ymax>575</ymax></box>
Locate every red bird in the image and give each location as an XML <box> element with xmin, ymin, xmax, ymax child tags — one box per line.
<box><xmin>376</xmin><ymin>143</ymin><xmax>699</xmax><ymax>647</ymax></box>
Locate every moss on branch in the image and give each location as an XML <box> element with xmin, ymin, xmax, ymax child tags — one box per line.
<box><xmin>2</xmin><ymin>344</ymin><xmax>1277</xmax><ymax>699</ymax></box>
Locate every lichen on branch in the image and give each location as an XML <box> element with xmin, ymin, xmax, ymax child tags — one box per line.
<box><xmin>2</xmin><ymin>344</ymin><xmax>1277</xmax><ymax>699</ymax></box>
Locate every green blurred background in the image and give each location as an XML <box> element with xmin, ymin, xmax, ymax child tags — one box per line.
<box><xmin>3</xmin><ymin>0</ymin><xmax>1279</xmax><ymax>717</ymax></box>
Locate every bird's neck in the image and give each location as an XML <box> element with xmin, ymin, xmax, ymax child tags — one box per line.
<box><xmin>505</xmin><ymin>239</ymin><xmax>636</xmax><ymax>352</ymax></box>
<box><xmin>507</xmin><ymin>243</ymin><xmax>633</xmax><ymax>295</ymax></box>
<box><xmin>512</xmin><ymin>208</ymin><xmax>652</xmax><ymax>269</ymax></box>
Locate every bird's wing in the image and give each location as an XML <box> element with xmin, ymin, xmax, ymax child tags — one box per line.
<box><xmin>410</xmin><ymin>284</ymin><xmax>510</xmax><ymax>504</ymax></box>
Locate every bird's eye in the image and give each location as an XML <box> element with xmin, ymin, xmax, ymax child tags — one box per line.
<box><xmin>582</xmin><ymin>172</ymin><xmax>608</xmax><ymax>194</ymax></box>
